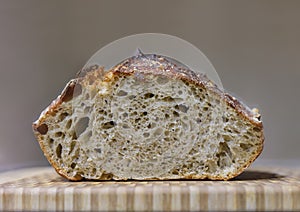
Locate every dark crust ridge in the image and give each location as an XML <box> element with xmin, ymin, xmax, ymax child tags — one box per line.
<box><xmin>32</xmin><ymin>53</ymin><xmax>264</xmax><ymax>181</ymax></box>
<box><xmin>60</xmin><ymin>81</ymin><xmax>82</xmax><ymax>103</ymax></box>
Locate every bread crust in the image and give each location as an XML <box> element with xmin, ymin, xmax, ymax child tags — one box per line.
<box><xmin>33</xmin><ymin>53</ymin><xmax>264</xmax><ymax>181</ymax></box>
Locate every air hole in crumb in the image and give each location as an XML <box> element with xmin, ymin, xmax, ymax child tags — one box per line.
<box><xmin>85</xmin><ymin>93</ymin><xmax>90</xmax><ymax>99</ymax></box>
<box><xmin>72</xmin><ymin>132</ymin><xmax>77</xmax><ymax>140</ymax></box>
<box><xmin>102</xmin><ymin>121</ymin><xmax>116</xmax><ymax>129</ymax></box>
<box><xmin>69</xmin><ymin>141</ymin><xmax>76</xmax><ymax>154</ymax></box>
<box><xmin>222</xmin><ymin>116</ymin><xmax>229</xmax><ymax>123</ymax></box>
<box><xmin>122</xmin><ymin>124</ymin><xmax>129</xmax><ymax>129</ymax></box>
<box><xmin>233</xmin><ymin>129</ymin><xmax>239</xmax><ymax>134</ymax></box>
<box><xmin>36</xmin><ymin>123</ymin><xmax>48</xmax><ymax>135</ymax></box>
<box><xmin>175</xmin><ymin>104</ymin><xmax>189</xmax><ymax>113</ymax></box>
<box><xmin>74</xmin><ymin>117</ymin><xmax>90</xmax><ymax>136</ymax></box>
<box><xmin>222</xmin><ymin>134</ymin><xmax>231</xmax><ymax>142</ymax></box>
<box><xmin>71</xmin><ymin>163</ymin><xmax>76</xmax><ymax>169</ymax></box>
<box><xmin>56</xmin><ymin>144</ymin><xmax>62</xmax><ymax>158</ymax></box>
<box><xmin>143</xmin><ymin>132</ymin><xmax>150</xmax><ymax>137</ymax></box>
<box><xmin>58</xmin><ymin>112</ymin><xmax>69</xmax><ymax>121</ymax></box>
<box><xmin>243</xmin><ymin>135</ymin><xmax>249</xmax><ymax>139</ymax></box>
<box><xmin>94</xmin><ymin>148</ymin><xmax>101</xmax><ymax>153</ymax></box>
<box><xmin>172</xmin><ymin>169</ymin><xmax>179</xmax><ymax>175</ymax></box>
<box><xmin>246</xmin><ymin>131</ymin><xmax>254</xmax><ymax>136</ymax></box>
<box><xmin>173</xmin><ymin>111</ymin><xmax>179</xmax><ymax>117</ymax></box>
<box><xmin>134</xmin><ymin>118</ymin><xmax>141</xmax><ymax>123</ymax></box>
<box><xmin>162</xmin><ymin>96</ymin><xmax>174</xmax><ymax>102</ymax></box>
<box><xmin>66</xmin><ymin>119</ymin><xmax>72</xmax><ymax>130</ymax></box>
<box><xmin>144</xmin><ymin>93</ymin><xmax>154</xmax><ymax>98</ymax></box>
<box><xmin>55</xmin><ymin>132</ymin><xmax>63</xmax><ymax>137</ymax></box>
<box><xmin>49</xmin><ymin>138</ymin><xmax>54</xmax><ymax>147</ymax></box>
<box><xmin>219</xmin><ymin>142</ymin><xmax>232</xmax><ymax>158</ymax></box>
<box><xmin>147</xmin><ymin>123</ymin><xmax>156</xmax><ymax>129</ymax></box>
<box><xmin>253</xmin><ymin>127</ymin><xmax>261</xmax><ymax>132</ymax></box>
<box><xmin>154</xmin><ymin>128</ymin><xmax>163</xmax><ymax>136</ymax></box>
<box><xmin>84</xmin><ymin>106</ymin><xmax>91</xmax><ymax>114</ymax></box>
<box><xmin>128</xmin><ymin>95</ymin><xmax>135</xmax><ymax>100</ymax></box>
<box><xmin>206</xmin><ymin>160</ymin><xmax>217</xmax><ymax>173</ymax></box>
<box><xmin>240</xmin><ymin>143</ymin><xmax>251</xmax><ymax>151</ymax></box>
<box><xmin>117</xmin><ymin>90</ymin><xmax>128</xmax><ymax>96</ymax></box>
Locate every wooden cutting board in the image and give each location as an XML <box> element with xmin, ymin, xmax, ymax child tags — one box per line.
<box><xmin>0</xmin><ymin>166</ymin><xmax>300</xmax><ymax>211</ymax></box>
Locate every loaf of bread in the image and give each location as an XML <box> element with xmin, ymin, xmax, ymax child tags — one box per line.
<box><xmin>33</xmin><ymin>52</ymin><xmax>264</xmax><ymax>181</ymax></box>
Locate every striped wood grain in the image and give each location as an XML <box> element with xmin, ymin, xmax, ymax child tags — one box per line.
<box><xmin>0</xmin><ymin>166</ymin><xmax>300</xmax><ymax>211</ymax></box>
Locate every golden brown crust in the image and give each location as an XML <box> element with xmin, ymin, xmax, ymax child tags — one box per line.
<box><xmin>32</xmin><ymin>53</ymin><xmax>264</xmax><ymax>181</ymax></box>
<box><xmin>32</xmin><ymin>81</ymin><xmax>84</xmax><ymax>181</ymax></box>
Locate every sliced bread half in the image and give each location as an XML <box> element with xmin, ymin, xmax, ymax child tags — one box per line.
<box><xmin>33</xmin><ymin>53</ymin><xmax>264</xmax><ymax>180</ymax></box>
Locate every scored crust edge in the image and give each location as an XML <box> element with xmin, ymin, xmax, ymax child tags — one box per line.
<box><xmin>32</xmin><ymin>55</ymin><xmax>264</xmax><ymax>181</ymax></box>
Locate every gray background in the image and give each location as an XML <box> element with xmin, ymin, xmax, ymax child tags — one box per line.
<box><xmin>0</xmin><ymin>0</ymin><xmax>299</xmax><ymax>170</ymax></box>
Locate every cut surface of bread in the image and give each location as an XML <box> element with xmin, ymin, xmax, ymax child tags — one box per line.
<box><xmin>33</xmin><ymin>53</ymin><xmax>264</xmax><ymax>181</ymax></box>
